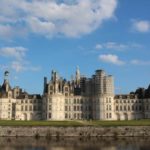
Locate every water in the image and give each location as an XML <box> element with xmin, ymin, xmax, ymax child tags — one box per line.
<box><xmin>0</xmin><ymin>137</ymin><xmax>150</xmax><ymax>150</ymax></box>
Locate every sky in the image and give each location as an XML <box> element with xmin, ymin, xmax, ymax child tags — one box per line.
<box><xmin>0</xmin><ymin>0</ymin><xmax>150</xmax><ymax>94</ymax></box>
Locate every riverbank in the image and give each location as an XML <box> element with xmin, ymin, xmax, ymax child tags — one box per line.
<box><xmin>0</xmin><ymin>126</ymin><xmax>150</xmax><ymax>137</ymax></box>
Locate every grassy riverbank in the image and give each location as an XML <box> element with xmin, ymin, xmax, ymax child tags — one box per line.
<box><xmin>0</xmin><ymin>120</ymin><xmax>150</xmax><ymax>127</ymax></box>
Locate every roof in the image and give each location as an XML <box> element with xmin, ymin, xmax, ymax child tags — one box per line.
<box><xmin>115</xmin><ymin>94</ymin><xmax>137</xmax><ymax>99</ymax></box>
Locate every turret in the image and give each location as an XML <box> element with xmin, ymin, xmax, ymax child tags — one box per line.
<box><xmin>94</xmin><ymin>70</ymin><xmax>106</xmax><ymax>95</ymax></box>
<box><xmin>43</xmin><ymin>77</ymin><xmax>47</xmax><ymax>94</ymax></box>
<box><xmin>3</xmin><ymin>71</ymin><xmax>10</xmax><ymax>92</ymax></box>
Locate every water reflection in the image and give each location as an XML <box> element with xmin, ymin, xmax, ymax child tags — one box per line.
<box><xmin>0</xmin><ymin>137</ymin><xmax>150</xmax><ymax>150</ymax></box>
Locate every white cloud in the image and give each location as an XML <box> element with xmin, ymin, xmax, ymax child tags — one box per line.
<box><xmin>132</xmin><ymin>20</ymin><xmax>150</xmax><ymax>33</ymax></box>
<box><xmin>0</xmin><ymin>46</ymin><xmax>27</xmax><ymax>60</ymax></box>
<box><xmin>11</xmin><ymin>61</ymin><xmax>26</xmax><ymax>72</ymax></box>
<box><xmin>131</xmin><ymin>59</ymin><xmax>150</xmax><ymax>65</ymax></box>
<box><xmin>99</xmin><ymin>54</ymin><xmax>125</xmax><ymax>65</ymax></box>
<box><xmin>95</xmin><ymin>44</ymin><xmax>103</xmax><ymax>49</ymax></box>
<box><xmin>0</xmin><ymin>0</ymin><xmax>118</xmax><ymax>38</ymax></box>
<box><xmin>0</xmin><ymin>46</ymin><xmax>41</xmax><ymax>72</ymax></box>
<box><xmin>11</xmin><ymin>61</ymin><xmax>41</xmax><ymax>72</ymax></box>
<box><xmin>0</xmin><ymin>24</ymin><xmax>14</xmax><ymax>38</ymax></box>
<box><xmin>104</xmin><ymin>42</ymin><xmax>127</xmax><ymax>50</ymax></box>
<box><xmin>95</xmin><ymin>42</ymin><xmax>143</xmax><ymax>51</ymax></box>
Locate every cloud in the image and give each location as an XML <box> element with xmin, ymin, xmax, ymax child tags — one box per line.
<box><xmin>131</xmin><ymin>59</ymin><xmax>150</xmax><ymax>65</ymax></box>
<box><xmin>95</xmin><ymin>44</ymin><xmax>103</xmax><ymax>49</ymax></box>
<box><xmin>95</xmin><ymin>42</ymin><xmax>143</xmax><ymax>51</ymax></box>
<box><xmin>0</xmin><ymin>46</ymin><xmax>27</xmax><ymax>60</ymax></box>
<box><xmin>11</xmin><ymin>61</ymin><xmax>26</xmax><ymax>72</ymax></box>
<box><xmin>99</xmin><ymin>54</ymin><xmax>125</xmax><ymax>65</ymax></box>
<box><xmin>0</xmin><ymin>24</ymin><xmax>14</xmax><ymax>38</ymax></box>
<box><xmin>104</xmin><ymin>42</ymin><xmax>128</xmax><ymax>50</ymax></box>
<box><xmin>11</xmin><ymin>61</ymin><xmax>41</xmax><ymax>72</ymax></box>
<box><xmin>132</xmin><ymin>20</ymin><xmax>150</xmax><ymax>33</ymax></box>
<box><xmin>0</xmin><ymin>46</ymin><xmax>41</xmax><ymax>72</ymax></box>
<box><xmin>0</xmin><ymin>0</ymin><xmax>118</xmax><ymax>38</ymax></box>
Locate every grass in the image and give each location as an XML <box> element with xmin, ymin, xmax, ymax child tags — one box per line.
<box><xmin>0</xmin><ymin>120</ymin><xmax>150</xmax><ymax>127</ymax></box>
<box><xmin>92</xmin><ymin>119</ymin><xmax>150</xmax><ymax>126</ymax></box>
<box><xmin>0</xmin><ymin>120</ymin><xmax>84</xmax><ymax>127</ymax></box>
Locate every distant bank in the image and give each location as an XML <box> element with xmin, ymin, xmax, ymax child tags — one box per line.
<box><xmin>0</xmin><ymin>126</ymin><xmax>150</xmax><ymax>137</ymax></box>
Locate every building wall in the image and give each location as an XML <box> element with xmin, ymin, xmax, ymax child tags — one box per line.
<box><xmin>0</xmin><ymin>69</ymin><xmax>150</xmax><ymax>121</ymax></box>
<box><xmin>114</xmin><ymin>96</ymin><xmax>144</xmax><ymax>120</ymax></box>
<box><xmin>15</xmin><ymin>98</ymin><xmax>42</xmax><ymax>120</ymax></box>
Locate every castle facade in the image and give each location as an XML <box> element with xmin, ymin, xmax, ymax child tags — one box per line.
<box><xmin>0</xmin><ymin>69</ymin><xmax>150</xmax><ymax>120</ymax></box>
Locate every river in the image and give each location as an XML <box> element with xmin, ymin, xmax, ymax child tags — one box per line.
<box><xmin>0</xmin><ymin>137</ymin><xmax>150</xmax><ymax>150</ymax></box>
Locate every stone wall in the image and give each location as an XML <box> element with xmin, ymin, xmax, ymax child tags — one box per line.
<box><xmin>0</xmin><ymin>126</ymin><xmax>150</xmax><ymax>137</ymax></box>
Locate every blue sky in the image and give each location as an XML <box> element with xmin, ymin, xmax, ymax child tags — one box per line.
<box><xmin>0</xmin><ymin>0</ymin><xmax>150</xmax><ymax>94</ymax></box>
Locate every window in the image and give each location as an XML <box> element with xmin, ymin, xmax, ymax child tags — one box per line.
<box><xmin>146</xmin><ymin>106</ymin><xmax>149</xmax><ymax>111</ymax></box>
<box><xmin>49</xmin><ymin>113</ymin><xmax>51</xmax><ymax>119</ymax></box>
<box><xmin>25</xmin><ymin>106</ymin><xmax>28</xmax><ymax>111</ymax></box>
<box><xmin>86</xmin><ymin>106</ymin><xmax>88</xmax><ymax>111</ymax></box>
<box><xmin>120</xmin><ymin>106</ymin><xmax>122</xmax><ymax>111</ymax></box>
<box><xmin>109</xmin><ymin>98</ymin><xmax>111</xmax><ymax>103</ymax></box>
<box><xmin>136</xmin><ymin>106</ymin><xmax>138</xmax><ymax>111</ymax></box>
<box><xmin>109</xmin><ymin>113</ymin><xmax>112</xmax><ymax>118</ymax></box>
<box><xmin>74</xmin><ymin>106</ymin><xmax>76</xmax><ymax>111</ymax></box>
<box><xmin>139</xmin><ymin>106</ymin><xmax>142</xmax><ymax>111</ymax></box>
<box><xmin>128</xmin><ymin>106</ymin><xmax>130</xmax><ymax>111</ymax></box>
<box><xmin>77</xmin><ymin>113</ymin><xmax>80</xmax><ymax>119</ymax></box>
<box><xmin>69</xmin><ymin>99</ymin><xmax>71</xmax><ymax>104</ymax></box>
<box><xmin>109</xmin><ymin>105</ymin><xmax>111</xmax><ymax>111</ymax></box>
<box><xmin>50</xmin><ymin>86</ymin><xmax>53</xmax><ymax>90</ymax></box>
<box><xmin>124</xmin><ymin>106</ymin><xmax>126</xmax><ymax>111</ymax></box>
<box><xmin>89</xmin><ymin>106</ymin><xmax>91</xmax><ymax>111</ymax></box>
<box><xmin>65</xmin><ymin>113</ymin><xmax>68</xmax><ymax>119</ymax></box>
<box><xmin>77</xmin><ymin>106</ymin><xmax>79</xmax><ymax>111</ymax></box>
<box><xmin>65</xmin><ymin>106</ymin><xmax>68</xmax><ymax>111</ymax></box>
<box><xmin>65</xmin><ymin>99</ymin><xmax>68</xmax><ymax>104</ymax></box>
<box><xmin>38</xmin><ymin>105</ymin><xmax>41</xmax><ymax>111</ymax></box>
<box><xmin>106</xmin><ymin>98</ymin><xmax>108</xmax><ymax>103</ymax></box>
<box><xmin>65</xmin><ymin>87</ymin><xmax>68</xmax><ymax>92</ymax></box>
<box><xmin>106</xmin><ymin>113</ymin><xmax>108</xmax><ymax>118</ymax></box>
<box><xmin>21</xmin><ymin>106</ymin><xmax>24</xmax><ymax>111</ymax></box>
<box><xmin>65</xmin><ymin>93</ymin><xmax>68</xmax><ymax>96</ymax></box>
<box><xmin>106</xmin><ymin>105</ymin><xmax>108</xmax><ymax>111</ymax></box>
<box><xmin>69</xmin><ymin>106</ymin><xmax>71</xmax><ymax>111</ymax></box>
<box><xmin>29</xmin><ymin>105</ymin><xmax>32</xmax><ymax>111</ymax></box>
<box><xmin>116</xmin><ymin>105</ymin><xmax>118</xmax><ymax>111</ymax></box>
<box><xmin>34</xmin><ymin>105</ymin><xmax>36</xmax><ymax>111</ymax></box>
<box><xmin>49</xmin><ymin>105</ymin><xmax>51</xmax><ymax>111</ymax></box>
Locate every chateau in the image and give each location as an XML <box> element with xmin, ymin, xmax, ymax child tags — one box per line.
<box><xmin>0</xmin><ymin>69</ymin><xmax>150</xmax><ymax>121</ymax></box>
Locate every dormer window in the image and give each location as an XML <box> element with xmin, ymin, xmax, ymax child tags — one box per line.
<box><xmin>65</xmin><ymin>87</ymin><xmax>68</xmax><ymax>92</ymax></box>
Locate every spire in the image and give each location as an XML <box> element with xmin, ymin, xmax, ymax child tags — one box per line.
<box><xmin>75</xmin><ymin>66</ymin><xmax>80</xmax><ymax>86</ymax></box>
